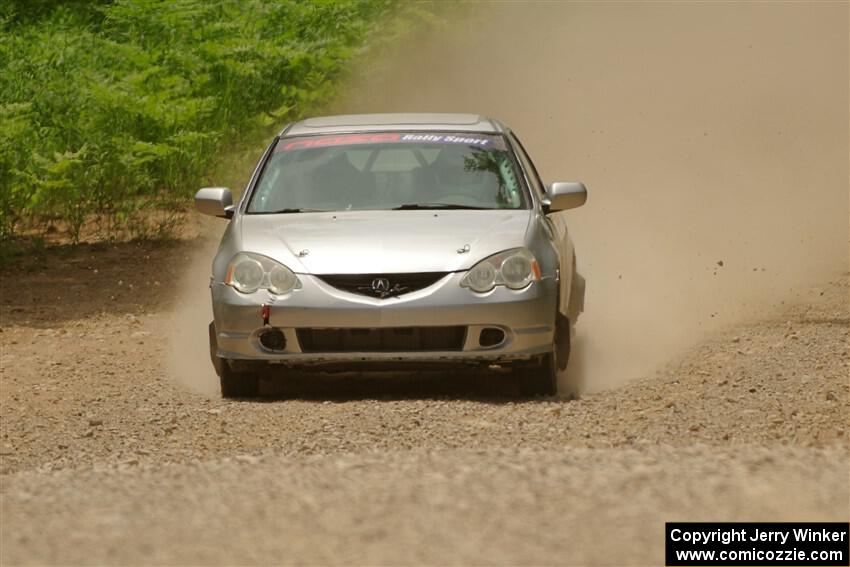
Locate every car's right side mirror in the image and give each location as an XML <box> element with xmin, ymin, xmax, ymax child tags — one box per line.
<box><xmin>545</xmin><ymin>182</ymin><xmax>587</xmax><ymax>212</ymax></box>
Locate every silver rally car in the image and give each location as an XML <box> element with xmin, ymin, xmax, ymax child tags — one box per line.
<box><xmin>196</xmin><ymin>113</ymin><xmax>586</xmax><ymax>398</ymax></box>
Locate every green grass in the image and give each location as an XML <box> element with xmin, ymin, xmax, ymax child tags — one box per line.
<box><xmin>0</xmin><ymin>0</ymin><xmax>400</xmax><ymax>243</ymax></box>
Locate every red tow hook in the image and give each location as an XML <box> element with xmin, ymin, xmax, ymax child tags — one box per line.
<box><xmin>261</xmin><ymin>304</ymin><xmax>270</xmax><ymax>326</ymax></box>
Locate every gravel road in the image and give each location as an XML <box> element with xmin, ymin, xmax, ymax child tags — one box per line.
<box><xmin>0</xmin><ymin>242</ymin><xmax>847</xmax><ymax>565</ymax></box>
<box><xmin>2</xmin><ymin>2</ymin><xmax>848</xmax><ymax>565</ymax></box>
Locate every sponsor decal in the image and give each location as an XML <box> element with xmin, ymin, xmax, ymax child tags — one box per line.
<box><xmin>276</xmin><ymin>132</ymin><xmax>505</xmax><ymax>152</ymax></box>
<box><xmin>399</xmin><ymin>133</ymin><xmax>491</xmax><ymax>146</ymax></box>
<box><xmin>279</xmin><ymin>133</ymin><xmax>402</xmax><ymax>151</ymax></box>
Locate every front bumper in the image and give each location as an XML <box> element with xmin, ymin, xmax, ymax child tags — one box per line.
<box><xmin>211</xmin><ymin>272</ymin><xmax>557</xmax><ymax>366</ymax></box>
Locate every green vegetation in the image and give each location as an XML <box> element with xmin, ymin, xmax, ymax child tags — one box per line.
<box><xmin>0</xmin><ymin>0</ymin><xmax>397</xmax><ymax>243</ymax></box>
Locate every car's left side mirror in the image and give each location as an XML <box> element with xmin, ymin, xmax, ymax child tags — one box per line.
<box><xmin>545</xmin><ymin>182</ymin><xmax>587</xmax><ymax>212</ymax></box>
<box><xmin>195</xmin><ymin>187</ymin><xmax>234</xmax><ymax>219</ymax></box>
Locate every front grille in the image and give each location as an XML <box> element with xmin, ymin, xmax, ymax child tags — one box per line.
<box><xmin>296</xmin><ymin>326</ymin><xmax>466</xmax><ymax>353</ymax></box>
<box><xmin>316</xmin><ymin>272</ymin><xmax>448</xmax><ymax>299</ymax></box>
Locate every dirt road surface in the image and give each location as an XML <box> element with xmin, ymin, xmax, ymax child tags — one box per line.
<box><xmin>1</xmin><ymin>3</ymin><xmax>848</xmax><ymax>566</ymax></box>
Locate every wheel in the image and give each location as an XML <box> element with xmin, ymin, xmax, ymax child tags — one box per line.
<box><xmin>516</xmin><ymin>352</ymin><xmax>558</xmax><ymax>397</ymax></box>
<box><xmin>555</xmin><ymin>311</ymin><xmax>583</xmax><ymax>400</ymax></box>
<box><xmin>208</xmin><ymin>321</ymin><xmax>224</xmax><ymax>377</ymax></box>
<box><xmin>209</xmin><ymin>321</ymin><xmax>259</xmax><ymax>398</ymax></box>
<box><xmin>514</xmin><ymin>311</ymin><xmax>575</xmax><ymax>398</ymax></box>
<box><xmin>219</xmin><ymin>363</ymin><xmax>260</xmax><ymax>398</ymax></box>
<box><xmin>554</xmin><ymin>311</ymin><xmax>571</xmax><ymax>371</ymax></box>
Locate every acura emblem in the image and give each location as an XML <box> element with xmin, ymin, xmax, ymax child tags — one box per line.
<box><xmin>371</xmin><ymin>277</ymin><xmax>390</xmax><ymax>293</ymax></box>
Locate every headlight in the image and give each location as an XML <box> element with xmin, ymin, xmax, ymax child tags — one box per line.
<box><xmin>501</xmin><ymin>252</ymin><xmax>535</xmax><ymax>289</ymax></box>
<box><xmin>225</xmin><ymin>252</ymin><xmax>302</xmax><ymax>295</ymax></box>
<box><xmin>230</xmin><ymin>257</ymin><xmax>264</xmax><ymax>293</ymax></box>
<box><xmin>268</xmin><ymin>263</ymin><xmax>298</xmax><ymax>295</ymax></box>
<box><xmin>460</xmin><ymin>248</ymin><xmax>540</xmax><ymax>293</ymax></box>
<box><xmin>465</xmin><ymin>262</ymin><xmax>498</xmax><ymax>293</ymax></box>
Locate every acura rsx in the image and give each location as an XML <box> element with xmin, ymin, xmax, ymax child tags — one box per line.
<box><xmin>196</xmin><ymin>113</ymin><xmax>586</xmax><ymax>398</ymax></box>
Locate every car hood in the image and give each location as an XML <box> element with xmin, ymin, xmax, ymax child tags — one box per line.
<box><xmin>238</xmin><ymin>209</ymin><xmax>532</xmax><ymax>274</ymax></box>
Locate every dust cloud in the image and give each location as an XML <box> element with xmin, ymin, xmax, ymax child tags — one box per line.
<box><xmin>165</xmin><ymin>232</ymin><xmax>223</xmax><ymax>397</ymax></box>
<box><xmin>338</xmin><ymin>2</ymin><xmax>849</xmax><ymax>390</ymax></box>
<box><xmin>168</xmin><ymin>3</ymin><xmax>848</xmax><ymax>395</ymax></box>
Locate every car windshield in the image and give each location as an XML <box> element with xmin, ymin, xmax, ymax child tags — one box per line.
<box><xmin>246</xmin><ymin>132</ymin><xmax>528</xmax><ymax>213</ymax></box>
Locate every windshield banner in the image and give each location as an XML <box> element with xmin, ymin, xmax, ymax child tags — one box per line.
<box><xmin>276</xmin><ymin>132</ymin><xmax>507</xmax><ymax>152</ymax></box>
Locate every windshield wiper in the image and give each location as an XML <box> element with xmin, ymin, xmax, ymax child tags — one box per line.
<box><xmin>392</xmin><ymin>203</ymin><xmax>491</xmax><ymax>211</ymax></box>
<box><xmin>255</xmin><ymin>207</ymin><xmax>327</xmax><ymax>214</ymax></box>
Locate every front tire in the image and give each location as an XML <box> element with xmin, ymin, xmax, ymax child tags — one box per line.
<box><xmin>209</xmin><ymin>321</ymin><xmax>260</xmax><ymax>398</ymax></box>
<box><xmin>515</xmin><ymin>312</ymin><xmax>576</xmax><ymax>398</ymax></box>
<box><xmin>209</xmin><ymin>321</ymin><xmax>224</xmax><ymax>377</ymax></box>
<box><xmin>516</xmin><ymin>352</ymin><xmax>558</xmax><ymax>397</ymax></box>
<box><xmin>219</xmin><ymin>363</ymin><xmax>260</xmax><ymax>398</ymax></box>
